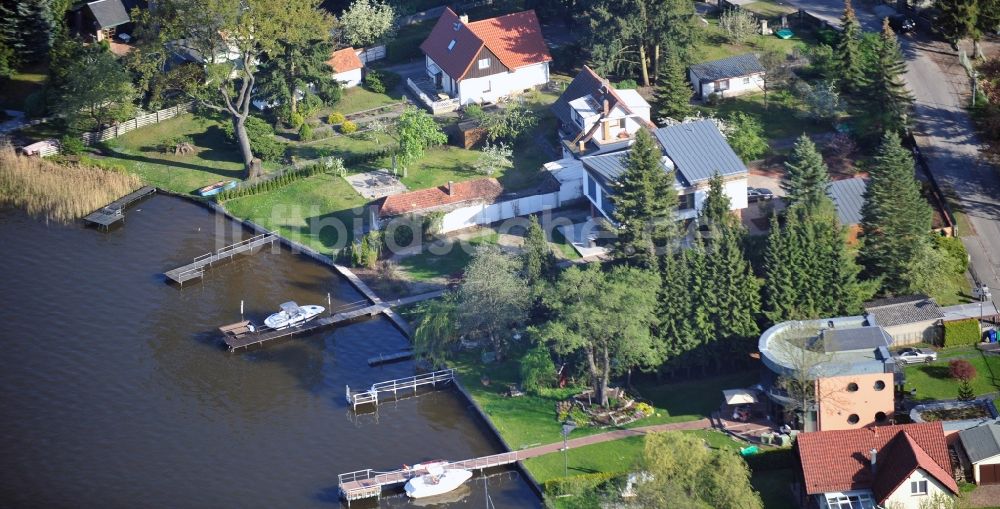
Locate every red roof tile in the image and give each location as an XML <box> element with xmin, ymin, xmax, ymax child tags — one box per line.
<box><xmin>419</xmin><ymin>8</ymin><xmax>550</xmax><ymax>81</ymax></box>
<box><xmin>327</xmin><ymin>47</ymin><xmax>363</xmax><ymax>74</ymax></box>
<box><xmin>377</xmin><ymin>178</ymin><xmax>504</xmax><ymax>218</ymax></box>
<box><xmin>797</xmin><ymin>423</ymin><xmax>956</xmax><ymax>499</ymax></box>
<box><xmin>872</xmin><ymin>431</ymin><xmax>959</xmax><ymax>503</ymax></box>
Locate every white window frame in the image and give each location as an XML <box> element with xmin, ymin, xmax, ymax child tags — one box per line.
<box><xmin>911</xmin><ymin>480</ymin><xmax>928</xmax><ymax>495</ymax></box>
<box><xmin>478</xmin><ymin>58</ymin><xmax>490</xmax><ymax>69</ymax></box>
<box><xmin>823</xmin><ymin>492</ymin><xmax>875</xmax><ymax>509</ymax></box>
<box><xmin>743</xmin><ymin>76</ymin><xmax>751</xmax><ymax>85</ymax></box>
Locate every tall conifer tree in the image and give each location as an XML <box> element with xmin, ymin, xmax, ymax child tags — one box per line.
<box><xmin>612</xmin><ymin>129</ymin><xmax>678</xmax><ymax>268</ymax></box>
<box><xmin>652</xmin><ymin>51</ymin><xmax>693</xmax><ymax>121</ymax></box>
<box><xmin>835</xmin><ymin>0</ymin><xmax>867</xmax><ymax>95</ymax></box>
<box><xmin>868</xmin><ymin>19</ymin><xmax>914</xmax><ymax>134</ymax></box>
<box><xmin>782</xmin><ymin>134</ymin><xmax>831</xmax><ymax>212</ymax></box>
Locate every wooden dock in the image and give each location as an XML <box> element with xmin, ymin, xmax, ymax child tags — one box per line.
<box><xmin>83</xmin><ymin>186</ymin><xmax>156</xmax><ymax>229</ymax></box>
<box><xmin>338</xmin><ymin>451</ymin><xmax>518</xmax><ymax>503</ymax></box>
<box><xmin>367</xmin><ymin>349</ymin><xmax>413</xmax><ymax>366</ymax></box>
<box><xmin>345</xmin><ymin>368</ymin><xmax>454</xmax><ymax>410</ymax></box>
<box><xmin>221</xmin><ymin>302</ymin><xmax>389</xmax><ymax>351</ymax></box>
<box><xmin>164</xmin><ymin>232</ymin><xmax>277</xmax><ymax>284</ymax></box>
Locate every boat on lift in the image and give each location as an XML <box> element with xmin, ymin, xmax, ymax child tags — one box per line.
<box><xmin>263</xmin><ymin>301</ymin><xmax>324</xmax><ymax>330</ymax></box>
<box><xmin>405</xmin><ymin>464</ymin><xmax>473</xmax><ymax>499</ymax></box>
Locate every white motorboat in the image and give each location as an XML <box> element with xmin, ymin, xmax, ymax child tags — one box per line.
<box><xmin>263</xmin><ymin>301</ymin><xmax>325</xmax><ymax>330</ymax></box>
<box><xmin>405</xmin><ymin>465</ymin><xmax>473</xmax><ymax>499</ymax></box>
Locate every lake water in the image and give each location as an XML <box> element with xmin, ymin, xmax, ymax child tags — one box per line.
<box><xmin>0</xmin><ymin>195</ymin><xmax>541</xmax><ymax>508</ymax></box>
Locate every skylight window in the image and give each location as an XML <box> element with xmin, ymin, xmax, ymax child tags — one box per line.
<box><xmin>452</xmin><ymin>22</ymin><xmax>461</xmax><ymax>31</ymax></box>
<box><xmin>447</xmin><ymin>40</ymin><xmax>456</xmax><ymax>51</ymax></box>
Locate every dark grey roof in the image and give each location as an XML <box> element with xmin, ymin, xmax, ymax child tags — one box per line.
<box><xmin>960</xmin><ymin>424</ymin><xmax>1000</xmax><ymax>463</ymax></box>
<box><xmin>865</xmin><ymin>295</ymin><xmax>944</xmax><ymax>327</ymax></box>
<box><xmin>821</xmin><ymin>327</ymin><xmax>892</xmax><ymax>353</ymax></box>
<box><xmin>652</xmin><ymin>120</ymin><xmax>748</xmax><ymax>185</ymax></box>
<box><xmin>828</xmin><ymin>177</ymin><xmax>867</xmax><ymax>226</ymax></box>
<box><xmin>87</xmin><ymin>0</ymin><xmax>130</xmax><ymax>29</ymax></box>
<box><xmin>552</xmin><ymin>67</ymin><xmax>605</xmax><ymax>133</ymax></box>
<box><xmin>689</xmin><ymin>53</ymin><xmax>765</xmax><ymax>83</ymax></box>
<box><xmin>582</xmin><ymin>149</ymin><xmax>683</xmax><ymax>189</ymax></box>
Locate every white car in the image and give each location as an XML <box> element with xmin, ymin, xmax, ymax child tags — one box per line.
<box><xmin>897</xmin><ymin>348</ymin><xmax>938</xmax><ymax>364</ymax></box>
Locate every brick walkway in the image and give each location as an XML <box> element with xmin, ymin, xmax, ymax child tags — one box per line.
<box><xmin>516</xmin><ymin>418</ymin><xmax>713</xmax><ymax>460</ymax></box>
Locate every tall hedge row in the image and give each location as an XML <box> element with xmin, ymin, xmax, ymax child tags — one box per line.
<box><xmin>944</xmin><ymin>318</ymin><xmax>982</xmax><ymax>347</ymax></box>
<box><xmin>542</xmin><ymin>471</ymin><xmax>624</xmax><ymax>497</ymax></box>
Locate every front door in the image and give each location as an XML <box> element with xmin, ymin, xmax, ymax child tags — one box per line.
<box><xmin>434</xmin><ymin>72</ymin><xmax>442</xmax><ymax>88</ymax></box>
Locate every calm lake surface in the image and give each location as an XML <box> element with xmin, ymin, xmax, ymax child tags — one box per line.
<box><xmin>0</xmin><ymin>195</ymin><xmax>541</xmax><ymax>509</ymax></box>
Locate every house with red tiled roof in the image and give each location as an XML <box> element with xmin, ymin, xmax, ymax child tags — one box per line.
<box><xmin>551</xmin><ymin>66</ymin><xmax>654</xmax><ymax>157</ymax></box>
<box><xmin>796</xmin><ymin>422</ymin><xmax>958</xmax><ymax>509</ymax></box>
<box><xmin>416</xmin><ymin>8</ymin><xmax>551</xmax><ymax>107</ymax></box>
<box><xmin>370</xmin><ymin>178</ymin><xmax>505</xmax><ymax>231</ymax></box>
<box><xmin>327</xmin><ymin>48</ymin><xmax>364</xmax><ymax>88</ymax></box>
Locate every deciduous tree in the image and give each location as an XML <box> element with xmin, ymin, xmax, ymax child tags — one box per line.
<box><xmin>457</xmin><ymin>245</ymin><xmax>531</xmax><ymax>359</ymax></box>
<box><xmin>413</xmin><ymin>296</ymin><xmax>460</xmax><ymax>367</ymax></box>
<box><xmin>394</xmin><ymin>107</ymin><xmax>447</xmax><ymax>175</ymax></box>
<box><xmin>338</xmin><ymin>0</ymin><xmax>396</xmax><ymax>48</ymax></box>
<box><xmin>719</xmin><ymin>8</ymin><xmax>757</xmax><ymax>44</ymax></box>
<box><xmin>473</xmin><ymin>142</ymin><xmax>513</xmax><ymax>176</ymax></box>
<box><xmin>725</xmin><ymin>112</ymin><xmax>768</xmax><ymax>162</ymax></box>
<box><xmin>51</xmin><ymin>42</ymin><xmax>137</xmax><ymax>130</ymax></box>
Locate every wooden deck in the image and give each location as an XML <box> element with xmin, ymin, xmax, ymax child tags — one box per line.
<box><xmin>222</xmin><ymin>302</ymin><xmax>389</xmax><ymax>351</ymax></box>
<box><xmin>83</xmin><ymin>186</ymin><xmax>156</xmax><ymax>229</ymax></box>
<box><xmin>338</xmin><ymin>451</ymin><xmax>518</xmax><ymax>502</ymax></box>
<box><xmin>345</xmin><ymin>369</ymin><xmax>454</xmax><ymax>410</ymax></box>
<box><xmin>164</xmin><ymin>232</ymin><xmax>277</xmax><ymax>284</ymax></box>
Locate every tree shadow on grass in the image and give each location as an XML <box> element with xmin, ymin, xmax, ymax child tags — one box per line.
<box><xmin>915</xmin><ymin>365</ymin><xmax>953</xmax><ymax>380</ymax></box>
<box><xmin>109</xmin><ymin>149</ymin><xmax>245</xmax><ymax>179</ymax></box>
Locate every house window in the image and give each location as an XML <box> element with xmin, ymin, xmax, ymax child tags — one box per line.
<box><xmin>874</xmin><ymin>380</ymin><xmax>886</xmax><ymax>391</ymax></box>
<box><xmin>824</xmin><ymin>493</ymin><xmax>875</xmax><ymax>509</ymax></box>
<box><xmin>715</xmin><ymin>79</ymin><xmax>730</xmax><ymax>91</ymax></box>
<box><xmin>587</xmin><ymin>175</ymin><xmax>597</xmax><ymax>201</ymax></box>
<box><xmin>618</xmin><ymin>118</ymin><xmax>626</xmax><ymax>129</ymax></box>
<box><xmin>478</xmin><ymin>58</ymin><xmax>491</xmax><ymax>69</ymax></box>
<box><xmin>600</xmin><ymin>185</ymin><xmax>615</xmax><ymax>216</ymax></box>
<box><xmin>447</xmin><ymin>40</ymin><xmax>456</xmax><ymax>51</ymax></box>
<box><xmin>847</xmin><ymin>382</ymin><xmax>858</xmax><ymax>392</ymax></box>
<box><xmin>678</xmin><ymin>193</ymin><xmax>695</xmax><ymax>211</ymax></box>
<box><xmin>743</xmin><ymin>76</ymin><xmax>751</xmax><ymax>85</ymax></box>
<box><xmin>847</xmin><ymin>414</ymin><xmax>860</xmax><ymax>424</ymax></box>
<box><xmin>911</xmin><ymin>480</ymin><xmax>928</xmax><ymax>495</ymax></box>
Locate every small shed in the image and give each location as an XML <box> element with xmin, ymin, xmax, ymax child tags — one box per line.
<box><xmin>688</xmin><ymin>53</ymin><xmax>766</xmax><ymax>101</ymax></box>
<box><xmin>327</xmin><ymin>48</ymin><xmax>364</xmax><ymax>88</ymax></box>
<box><xmin>83</xmin><ymin>0</ymin><xmax>131</xmax><ymax>42</ymax></box>
<box><xmin>864</xmin><ymin>295</ymin><xmax>945</xmax><ymax>346</ymax></box>
<box><xmin>827</xmin><ymin>177</ymin><xmax>867</xmax><ymax>243</ymax></box>
<box><xmin>960</xmin><ymin>424</ymin><xmax>1000</xmax><ymax>484</ymax></box>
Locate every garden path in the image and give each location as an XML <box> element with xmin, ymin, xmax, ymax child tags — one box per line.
<box><xmin>515</xmin><ymin>418</ymin><xmax>712</xmax><ymax>460</ymax></box>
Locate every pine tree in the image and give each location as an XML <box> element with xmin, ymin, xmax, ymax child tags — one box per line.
<box><xmin>522</xmin><ymin>215</ymin><xmax>556</xmax><ymax>286</ymax></box>
<box><xmin>835</xmin><ymin>0</ymin><xmax>867</xmax><ymax>95</ymax></box>
<box><xmin>0</xmin><ymin>0</ymin><xmax>57</xmax><ymax>65</ymax></box>
<box><xmin>612</xmin><ymin>129</ymin><xmax>678</xmax><ymax>268</ymax></box>
<box><xmin>935</xmin><ymin>0</ymin><xmax>979</xmax><ymax>44</ymax></box>
<box><xmin>658</xmin><ymin>251</ymin><xmax>698</xmax><ymax>376</ymax></box>
<box><xmin>763</xmin><ymin>214</ymin><xmax>799</xmax><ymax>322</ymax></box>
<box><xmin>652</xmin><ymin>52</ymin><xmax>692</xmax><ymax>121</ymax></box>
<box><xmin>702</xmin><ymin>223</ymin><xmax>761</xmax><ymax>370</ymax></box>
<box><xmin>782</xmin><ymin>134</ymin><xmax>831</xmax><ymax>212</ymax></box>
<box><xmin>700</xmin><ymin>173</ymin><xmax>733</xmax><ymax>230</ymax></box>
<box><xmin>868</xmin><ymin>19</ymin><xmax>915</xmax><ymax>134</ymax></box>
<box><xmin>683</xmin><ymin>240</ymin><xmax>717</xmax><ymax>373</ymax></box>
<box><xmin>859</xmin><ymin>131</ymin><xmax>934</xmax><ymax>294</ymax></box>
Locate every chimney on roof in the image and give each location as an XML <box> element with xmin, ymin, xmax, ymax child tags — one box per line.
<box><xmin>459</xmin><ymin>14</ymin><xmax>469</xmax><ymax>23</ymax></box>
<box><xmin>447</xmin><ymin>181</ymin><xmax>454</xmax><ymax>195</ymax></box>
<box><xmin>870</xmin><ymin>448</ymin><xmax>878</xmax><ymax>474</ymax></box>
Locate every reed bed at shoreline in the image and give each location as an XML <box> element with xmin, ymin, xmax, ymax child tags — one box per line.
<box><xmin>0</xmin><ymin>144</ymin><xmax>142</xmax><ymax>222</ymax></box>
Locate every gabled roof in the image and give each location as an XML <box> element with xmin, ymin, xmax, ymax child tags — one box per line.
<box><xmin>872</xmin><ymin>431</ymin><xmax>960</xmax><ymax>503</ymax></box>
<box><xmin>828</xmin><ymin>177</ymin><xmax>867</xmax><ymax>226</ymax></box>
<box><xmin>864</xmin><ymin>294</ymin><xmax>944</xmax><ymax>327</ymax></box>
<box><xmin>797</xmin><ymin>423</ymin><xmax>957</xmax><ymax>500</ymax></box>
<box><xmin>376</xmin><ymin>178</ymin><xmax>504</xmax><ymax>218</ymax></box>
<box><xmin>327</xmin><ymin>48</ymin><xmax>363</xmax><ymax>74</ymax></box>
<box><xmin>420</xmin><ymin>8</ymin><xmax>550</xmax><ymax>81</ymax></box>
<box><xmin>87</xmin><ymin>0</ymin><xmax>131</xmax><ymax>29</ymax></box>
<box><xmin>960</xmin><ymin>424</ymin><xmax>1000</xmax><ymax>464</ymax></box>
<box><xmin>551</xmin><ymin>66</ymin><xmax>653</xmax><ymax>136</ymax></box>
<box><xmin>652</xmin><ymin>120</ymin><xmax>747</xmax><ymax>186</ymax></box>
<box><xmin>689</xmin><ymin>53</ymin><xmax>765</xmax><ymax>83</ymax></box>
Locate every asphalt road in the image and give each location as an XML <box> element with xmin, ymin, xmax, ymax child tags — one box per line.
<box><xmin>783</xmin><ymin>0</ymin><xmax>1000</xmax><ymax>304</ymax></box>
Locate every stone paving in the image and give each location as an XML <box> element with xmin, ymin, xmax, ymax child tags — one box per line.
<box><xmin>344</xmin><ymin>169</ymin><xmax>408</xmax><ymax>199</ymax></box>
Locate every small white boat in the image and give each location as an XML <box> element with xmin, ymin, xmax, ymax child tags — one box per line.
<box><xmin>263</xmin><ymin>301</ymin><xmax>325</xmax><ymax>330</ymax></box>
<box><xmin>405</xmin><ymin>465</ymin><xmax>473</xmax><ymax>499</ymax></box>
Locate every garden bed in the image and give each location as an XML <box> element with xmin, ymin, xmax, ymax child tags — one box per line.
<box><xmin>918</xmin><ymin>405</ymin><xmax>990</xmax><ymax>422</ymax></box>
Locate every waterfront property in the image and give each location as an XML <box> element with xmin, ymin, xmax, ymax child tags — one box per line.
<box><xmin>163</xmin><ymin>231</ymin><xmax>278</xmax><ymax>284</ymax></box>
<box><xmin>82</xmin><ymin>185</ymin><xmax>156</xmax><ymax>229</ymax></box>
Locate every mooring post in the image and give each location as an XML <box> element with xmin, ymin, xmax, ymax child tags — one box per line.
<box><xmin>327</xmin><ymin>293</ymin><xmax>332</xmax><ymax>315</ymax></box>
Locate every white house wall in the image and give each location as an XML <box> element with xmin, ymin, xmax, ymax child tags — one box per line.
<box><xmin>439</xmin><ymin>192</ymin><xmax>562</xmax><ymax>233</ymax></box>
<box><xmin>691</xmin><ymin>72</ymin><xmax>766</xmax><ymax>100</ymax></box>
<box><xmin>881</xmin><ymin>468</ymin><xmax>953</xmax><ymax>509</ymax></box>
<box><xmin>334</xmin><ymin>68</ymin><xmax>362</xmax><ymax>88</ymax></box>
<box><xmin>588</xmin><ymin>172</ymin><xmax>747</xmax><ymax>222</ymax></box>
<box><xmin>457</xmin><ymin>62</ymin><xmax>549</xmax><ymax>105</ymax></box>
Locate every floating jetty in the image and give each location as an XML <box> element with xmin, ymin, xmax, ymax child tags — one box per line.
<box><xmin>367</xmin><ymin>349</ymin><xmax>414</xmax><ymax>367</ymax></box>
<box><xmin>345</xmin><ymin>368</ymin><xmax>455</xmax><ymax>410</ymax></box>
<box><xmin>164</xmin><ymin>232</ymin><xmax>277</xmax><ymax>284</ymax></box>
<box><xmin>220</xmin><ymin>301</ymin><xmax>389</xmax><ymax>351</ymax></box>
<box><xmin>338</xmin><ymin>451</ymin><xmax>518</xmax><ymax>503</ymax></box>
<box><xmin>83</xmin><ymin>186</ymin><xmax>156</xmax><ymax>229</ymax></box>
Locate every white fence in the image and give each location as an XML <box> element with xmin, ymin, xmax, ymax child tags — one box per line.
<box><xmin>80</xmin><ymin>102</ymin><xmax>195</xmax><ymax>146</ymax></box>
<box><xmin>439</xmin><ymin>190</ymin><xmax>562</xmax><ymax>233</ymax></box>
<box><xmin>357</xmin><ymin>45</ymin><xmax>386</xmax><ymax>64</ymax></box>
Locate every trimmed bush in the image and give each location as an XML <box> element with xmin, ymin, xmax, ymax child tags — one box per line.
<box><xmin>935</xmin><ymin>234</ymin><xmax>969</xmax><ymax>273</ymax></box>
<box><xmin>328</xmin><ymin>112</ymin><xmax>346</xmax><ymax>125</ymax></box>
<box><xmin>290</xmin><ymin>111</ymin><xmax>305</xmax><ymax>129</ymax></box>
<box><xmin>341</xmin><ymin>120</ymin><xmax>358</xmax><ymax>134</ymax></box>
<box><xmin>742</xmin><ymin>447</ymin><xmax>795</xmax><ymax>471</ymax></box>
<box><xmin>543</xmin><ymin>471</ymin><xmax>623</xmax><ymax>497</ymax></box>
<box><xmin>59</xmin><ymin>135</ymin><xmax>85</xmax><ymax>155</ymax></box>
<box><xmin>944</xmin><ymin>318</ymin><xmax>981</xmax><ymax>347</ymax></box>
<box><xmin>364</xmin><ymin>71</ymin><xmax>386</xmax><ymax>94</ymax></box>
<box><xmin>298</xmin><ymin>123</ymin><xmax>313</xmax><ymax>142</ymax></box>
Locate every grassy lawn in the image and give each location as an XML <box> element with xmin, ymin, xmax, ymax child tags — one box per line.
<box><xmin>695</xmin><ymin>17</ymin><xmax>819</xmax><ymax>63</ymax></box>
<box><xmin>905</xmin><ymin>350</ymin><xmax>1000</xmax><ymax>402</ymax></box>
<box><xmin>551</xmin><ymin>227</ymin><xmax>581</xmax><ymax>260</ymax></box>
<box><xmin>743</xmin><ymin>0</ymin><xmax>797</xmax><ymax>17</ymax></box>
<box><xmin>633</xmin><ymin>370</ymin><xmax>761</xmax><ymax>425</ymax></box>
<box><xmin>396</xmin><ymin>232</ymin><xmax>500</xmax><ymax>280</ymax></box>
<box><xmin>751</xmin><ymin>468</ymin><xmax>797</xmax><ymax>509</ymax></box>
<box><xmin>0</xmin><ymin>63</ymin><xmax>47</xmax><ymax>110</ymax></box>
<box><xmin>697</xmin><ymin>90</ymin><xmax>831</xmax><ymax>142</ymax></box>
<box><xmin>104</xmin><ymin>113</ymin><xmax>248</xmax><ymax>194</ymax></box>
<box><xmin>326</xmin><ymin>87</ymin><xmax>403</xmax><ymax>116</ymax></box>
<box><xmin>223</xmin><ymin>172</ymin><xmax>367</xmax><ymax>255</ymax></box>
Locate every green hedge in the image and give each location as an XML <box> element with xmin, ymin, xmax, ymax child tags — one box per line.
<box><xmin>944</xmin><ymin>318</ymin><xmax>981</xmax><ymax>347</ymax></box>
<box><xmin>743</xmin><ymin>447</ymin><xmax>795</xmax><ymax>472</ymax></box>
<box><xmin>543</xmin><ymin>471</ymin><xmax>624</xmax><ymax>497</ymax></box>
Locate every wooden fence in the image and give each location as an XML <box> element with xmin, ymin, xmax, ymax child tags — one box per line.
<box><xmin>357</xmin><ymin>45</ymin><xmax>386</xmax><ymax>64</ymax></box>
<box><xmin>80</xmin><ymin>102</ymin><xmax>195</xmax><ymax>146</ymax></box>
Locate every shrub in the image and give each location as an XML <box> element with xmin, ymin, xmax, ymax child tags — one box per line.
<box><xmin>299</xmin><ymin>123</ymin><xmax>313</xmax><ymax>142</ymax></box>
<box><xmin>290</xmin><ymin>111</ymin><xmax>305</xmax><ymax>129</ymax></box>
<box><xmin>543</xmin><ymin>472</ymin><xmax>623</xmax><ymax>497</ymax></box>
<box><xmin>934</xmin><ymin>235</ymin><xmax>969</xmax><ymax>273</ymax></box>
<box><xmin>299</xmin><ymin>92</ymin><xmax>324</xmax><ymax>118</ymax></box>
<box><xmin>364</xmin><ymin>70</ymin><xmax>386</xmax><ymax>94</ymax></box>
<box><xmin>328</xmin><ymin>112</ymin><xmax>346</xmax><ymax>125</ymax></box>
<box><xmin>59</xmin><ymin>135</ymin><xmax>85</xmax><ymax>155</ymax></box>
<box><xmin>350</xmin><ymin>230</ymin><xmax>382</xmax><ymax>268</ymax></box>
<box><xmin>635</xmin><ymin>402</ymin><xmax>654</xmax><ymax>416</ymax></box>
<box><xmin>311</xmin><ymin>127</ymin><xmax>332</xmax><ymax>141</ymax></box>
<box><xmin>949</xmin><ymin>359</ymin><xmax>977</xmax><ymax>381</ymax></box>
<box><xmin>615</xmin><ymin>79</ymin><xmax>638</xmax><ymax>90</ymax></box>
<box><xmin>569</xmin><ymin>406</ymin><xmax>590</xmax><ymax>426</ymax></box>
<box><xmin>944</xmin><ymin>318</ymin><xmax>981</xmax><ymax>347</ymax></box>
<box><xmin>160</xmin><ymin>135</ymin><xmax>194</xmax><ymax>154</ymax></box>
<box><xmin>520</xmin><ymin>344</ymin><xmax>556</xmax><ymax>394</ymax></box>
<box><xmin>421</xmin><ymin>210</ymin><xmax>444</xmax><ymax>239</ymax></box>
<box><xmin>743</xmin><ymin>448</ymin><xmax>795</xmax><ymax>471</ymax></box>
<box><xmin>221</xmin><ymin>116</ymin><xmax>286</xmax><ymax>162</ymax></box>
<box><xmin>341</xmin><ymin>120</ymin><xmax>358</xmax><ymax>134</ymax></box>
<box><xmin>464</xmin><ymin>103</ymin><xmax>485</xmax><ymax>120</ymax></box>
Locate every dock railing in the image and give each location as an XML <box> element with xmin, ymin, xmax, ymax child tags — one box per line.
<box><xmin>194</xmin><ymin>232</ymin><xmax>276</xmax><ymax>265</ymax></box>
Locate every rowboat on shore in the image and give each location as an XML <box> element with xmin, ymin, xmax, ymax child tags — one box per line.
<box><xmin>196</xmin><ymin>180</ymin><xmax>237</xmax><ymax>197</ymax></box>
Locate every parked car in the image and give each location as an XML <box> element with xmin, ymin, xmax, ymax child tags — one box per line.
<box><xmin>747</xmin><ymin>187</ymin><xmax>774</xmax><ymax>202</ymax></box>
<box><xmin>889</xmin><ymin>15</ymin><xmax>916</xmax><ymax>34</ymax></box>
<box><xmin>897</xmin><ymin>348</ymin><xmax>938</xmax><ymax>364</ymax></box>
